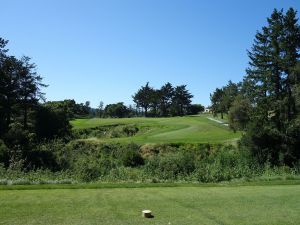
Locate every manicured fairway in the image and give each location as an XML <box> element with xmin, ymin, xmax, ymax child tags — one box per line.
<box><xmin>71</xmin><ymin>115</ymin><xmax>241</xmax><ymax>144</ymax></box>
<box><xmin>1</xmin><ymin>184</ymin><xmax>300</xmax><ymax>225</ymax></box>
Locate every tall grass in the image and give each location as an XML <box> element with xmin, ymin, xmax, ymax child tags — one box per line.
<box><xmin>1</xmin><ymin>141</ymin><xmax>299</xmax><ymax>184</ymax></box>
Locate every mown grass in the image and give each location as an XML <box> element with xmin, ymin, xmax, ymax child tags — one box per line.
<box><xmin>71</xmin><ymin>115</ymin><xmax>241</xmax><ymax>144</ymax></box>
<box><xmin>1</xmin><ymin>182</ymin><xmax>300</xmax><ymax>225</ymax></box>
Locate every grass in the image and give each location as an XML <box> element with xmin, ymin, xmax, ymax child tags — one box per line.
<box><xmin>71</xmin><ymin>114</ymin><xmax>241</xmax><ymax>144</ymax></box>
<box><xmin>1</xmin><ymin>182</ymin><xmax>300</xmax><ymax>225</ymax></box>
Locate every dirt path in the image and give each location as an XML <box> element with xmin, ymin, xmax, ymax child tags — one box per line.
<box><xmin>207</xmin><ymin>117</ymin><xmax>229</xmax><ymax>126</ymax></box>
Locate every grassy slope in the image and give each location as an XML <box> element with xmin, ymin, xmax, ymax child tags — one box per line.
<box><xmin>1</xmin><ymin>183</ymin><xmax>300</xmax><ymax>225</ymax></box>
<box><xmin>71</xmin><ymin>115</ymin><xmax>241</xmax><ymax>144</ymax></box>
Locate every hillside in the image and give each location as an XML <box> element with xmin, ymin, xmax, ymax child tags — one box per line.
<box><xmin>71</xmin><ymin>115</ymin><xmax>241</xmax><ymax>144</ymax></box>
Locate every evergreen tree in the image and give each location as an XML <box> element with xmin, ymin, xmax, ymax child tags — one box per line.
<box><xmin>159</xmin><ymin>82</ymin><xmax>174</xmax><ymax>116</ymax></box>
<box><xmin>132</xmin><ymin>82</ymin><xmax>153</xmax><ymax>117</ymax></box>
<box><xmin>98</xmin><ymin>101</ymin><xmax>104</xmax><ymax>117</ymax></box>
<box><xmin>0</xmin><ymin>56</ymin><xmax>20</xmax><ymax>133</ymax></box>
<box><xmin>281</xmin><ymin>8</ymin><xmax>300</xmax><ymax>119</ymax></box>
<box><xmin>18</xmin><ymin>56</ymin><xmax>46</xmax><ymax>129</ymax></box>
<box><xmin>149</xmin><ymin>89</ymin><xmax>161</xmax><ymax>117</ymax></box>
<box><xmin>242</xmin><ymin>8</ymin><xmax>300</xmax><ymax>165</ymax></box>
<box><xmin>172</xmin><ymin>85</ymin><xmax>193</xmax><ymax>116</ymax></box>
<box><xmin>210</xmin><ymin>87</ymin><xmax>226</xmax><ymax>118</ymax></box>
<box><xmin>0</xmin><ymin>38</ymin><xmax>9</xmax><ymax>136</ymax></box>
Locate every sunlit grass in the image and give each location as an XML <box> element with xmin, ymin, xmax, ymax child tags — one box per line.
<box><xmin>1</xmin><ymin>183</ymin><xmax>300</xmax><ymax>225</ymax></box>
<box><xmin>71</xmin><ymin>115</ymin><xmax>241</xmax><ymax>144</ymax></box>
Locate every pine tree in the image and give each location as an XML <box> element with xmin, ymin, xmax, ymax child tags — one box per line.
<box><xmin>242</xmin><ymin>8</ymin><xmax>300</xmax><ymax>165</ymax></box>
<box><xmin>281</xmin><ymin>8</ymin><xmax>300</xmax><ymax>119</ymax></box>
<box><xmin>159</xmin><ymin>82</ymin><xmax>174</xmax><ymax>116</ymax></box>
<box><xmin>172</xmin><ymin>85</ymin><xmax>193</xmax><ymax>116</ymax></box>
<box><xmin>18</xmin><ymin>56</ymin><xmax>46</xmax><ymax>129</ymax></box>
<box><xmin>132</xmin><ymin>82</ymin><xmax>153</xmax><ymax>117</ymax></box>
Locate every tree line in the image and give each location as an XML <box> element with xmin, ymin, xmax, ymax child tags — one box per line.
<box><xmin>210</xmin><ymin>8</ymin><xmax>300</xmax><ymax>166</ymax></box>
<box><xmin>0</xmin><ymin>38</ymin><xmax>74</xmax><ymax>169</ymax></box>
<box><xmin>133</xmin><ymin>82</ymin><xmax>204</xmax><ymax>117</ymax></box>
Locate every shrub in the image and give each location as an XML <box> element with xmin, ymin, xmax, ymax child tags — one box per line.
<box><xmin>73</xmin><ymin>157</ymin><xmax>102</xmax><ymax>182</ymax></box>
<box><xmin>145</xmin><ymin>151</ymin><xmax>196</xmax><ymax>179</ymax></box>
<box><xmin>0</xmin><ymin>140</ymin><xmax>9</xmax><ymax>166</ymax></box>
<box><xmin>193</xmin><ymin>145</ymin><xmax>255</xmax><ymax>182</ymax></box>
<box><xmin>121</xmin><ymin>145</ymin><xmax>144</xmax><ymax>167</ymax></box>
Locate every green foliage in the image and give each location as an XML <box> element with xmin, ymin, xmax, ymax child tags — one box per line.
<box><xmin>145</xmin><ymin>151</ymin><xmax>195</xmax><ymax>180</ymax></box>
<box><xmin>242</xmin><ymin>8</ymin><xmax>300</xmax><ymax>165</ymax></box>
<box><xmin>104</xmin><ymin>102</ymin><xmax>130</xmax><ymax>118</ymax></box>
<box><xmin>210</xmin><ymin>8</ymin><xmax>300</xmax><ymax>166</ymax></box>
<box><xmin>0</xmin><ymin>48</ymin><xmax>46</xmax><ymax>136</ymax></box>
<box><xmin>43</xmin><ymin>99</ymin><xmax>92</xmax><ymax>119</ymax></box>
<box><xmin>0</xmin><ymin>140</ymin><xmax>8</xmax><ymax>165</ymax></box>
<box><xmin>210</xmin><ymin>81</ymin><xmax>239</xmax><ymax>119</ymax></box>
<box><xmin>133</xmin><ymin>82</ymin><xmax>194</xmax><ymax>117</ymax></box>
<box><xmin>193</xmin><ymin>146</ymin><xmax>255</xmax><ymax>182</ymax></box>
<box><xmin>0</xmin><ymin>140</ymin><xmax>299</xmax><ymax>184</ymax></box>
<box><xmin>72</xmin><ymin>124</ymin><xmax>140</xmax><ymax>139</ymax></box>
<box><xmin>187</xmin><ymin>104</ymin><xmax>205</xmax><ymax>115</ymax></box>
<box><xmin>171</xmin><ymin>85</ymin><xmax>193</xmax><ymax>116</ymax></box>
<box><xmin>120</xmin><ymin>144</ymin><xmax>144</xmax><ymax>167</ymax></box>
<box><xmin>35</xmin><ymin>105</ymin><xmax>71</xmax><ymax>140</ymax></box>
<box><xmin>228</xmin><ymin>95</ymin><xmax>252</xmax><ymax>131</ymax></box>
<box><xmin>132</xmin><ymin>82</ymin><xmax>153</xmax><ymax>116</ymax></box>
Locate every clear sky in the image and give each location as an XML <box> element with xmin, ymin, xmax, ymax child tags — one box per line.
<box><xmin>1</xmin><ymin>0</ymin><xmax>299</xmax><ymax>107</ymax></box>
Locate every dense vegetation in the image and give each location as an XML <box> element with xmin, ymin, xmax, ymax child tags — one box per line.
<box><xmin>210</xmin><ymin>8</ymin><xmax>300</xmax><ymax>166</ymax></box>
<box><xmin>133</xmin><ymin>82</ymin><xmax>204</xmax><ymax>117</ymax></box>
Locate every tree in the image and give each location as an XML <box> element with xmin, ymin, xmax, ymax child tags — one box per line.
<box><xmin>171</xmin><ymin>85</ymin><xmax>193</xmax><ymax>116</ymax></box>
<box><xmin>0</xmin><ymin>38</ymin><xmax>9</xmax><ymax>136</ymax></box>
<box><xmin>44</xmin><ymin>99</ymin><xmax>92</xmax><ymax>119</ymax></box>
<box><xmin>132</xmin><ymin>82</ymin><xmax>153</xmax><ymax>117</ymax></box>
<box><xmin>149</xmin><ymin>89</ymin><xmax>161</xmax><ymax>117</ymax></box>
<box><xmin>281</xmin><ymin>8</ymin><xmax>300</xmax><ymax>120</ymax></box>
<box><xmin>104</xmin><ymin>102</ymin><xmax>129</xmax><ymax>118</ymax></box>
<box><xmin>159</xmin><ymin>82</ymin><xmax>174</xmax><ymax>116</ymax></box>
<box><xmin>84</xmin><ymin>101</ymin><xmax>91</xmax><ymax>115</ymax></box>
<box><xmin>222</xmin><ymin>81</ymin><xmax>239</xmax><ymax>112</ymax></box>
<box><xmin>228</xmin><ymin>95</ymin><xmax>252</xmax><ymax>131</ymax></box>
<box><xmin>35</xmin><ymin>105</ymin><xmax>71</xmax><ymax>140</ymax></box>
<box><xmin>210</xmin><ymin>87</ymin><xmax>226</xmax><ymax>118</ymax></box>
<box><xmin>18</xmin><ymin>56</ymin><xmax>47</xmax><ymax>129</ymax></box>
<box><xmin>241</xmin><ymin>8</ymin><xmax>300</xmax><ymax>165</ymax></box>
<box><xmin>187</xmin><ymin>104</ymin><xmax>205</xmax><ymax>115</ymax></box>
<box><xmin>210</xmin><ymin>81</ymin><xmax>239</xmax><ymax>119</ymax></box>
<box><xmin>0</xmin><ymin>37</ymin><xmax>47</xmax><ymax>135</ymax></box>
<box><xmin>98</xmin><ymin>101</ymin><xmax>104</xmax><ymax>117</ymax></box>
<box><xmin>0</xmin><ymin>56</ymin><xmax>21</xmax><ymax>133</ymax></box>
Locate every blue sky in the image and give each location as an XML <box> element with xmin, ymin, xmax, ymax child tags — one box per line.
<box><xmin>1</xmin><ymin>0</ymin><xmax>299</xmax><ymax>107</ymax></box>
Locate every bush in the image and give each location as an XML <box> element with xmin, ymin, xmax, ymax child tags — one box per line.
<box><xmin>0</xmin><ymin>140</ymin><xmax>8</xmax><ymax>165</ymax></box>
<box><xmin>73</xmin><ymin>157</ymin><xmax>102</xmax><ymax>182</ymax></box>
<box><xmin>193</xmin><ymin>146</ymin><xmax>255</xmax><ymax>182</ymax></box>
<box><xmin>121</xmin><ymin>144</ymin><xmax>144</xmax><ymax>167</ymax></box>
<box><xmin>145</xmin><ymin>151</ymin><xmax>196</xmax><ymax>180</ymax></box>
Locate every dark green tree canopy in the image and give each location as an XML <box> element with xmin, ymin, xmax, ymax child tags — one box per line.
<box><xmin>104</xmin><ymin>102</ymin><xmax>129</xmax><ymax>118</ymax></box>
<box><xmin>133</xmin><ymin>82</ymin><xmax>194</xmax><ymax>117</ymax></box>
<box><xmin>211</xmin><ymin>8</ymin><xmax>300</xmax><ymax>165</ymax></box>
<box><xmin>132</xmin><ymin>82</ymin><xmax>153</xmax><ymax>117</ymax></box>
